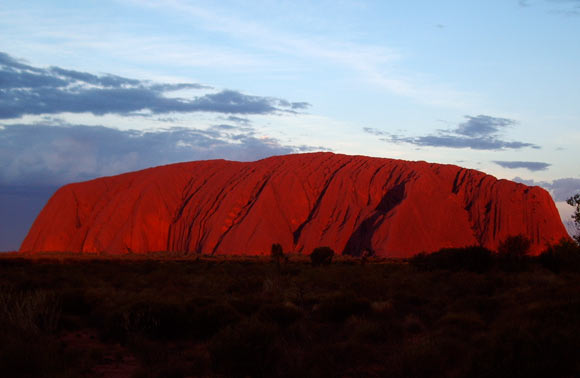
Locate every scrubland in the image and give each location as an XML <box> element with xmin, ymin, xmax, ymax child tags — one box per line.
<box><xmin>1</xmin><ymin>242</ymin><xmax>580</xmax><ymax>377</ymax></box>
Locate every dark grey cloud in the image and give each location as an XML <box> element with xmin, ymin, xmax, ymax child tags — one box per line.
<box><xmin>396</xmin><ymin>135</ymin><xmax>536</xmax><ymax>150</ymax></box>
<box><xmin>514</xmin><ymin>177</ymin><xmax>580</xmax><ymax>201</ymax></box>
<box><xmin>363</xmin><ymin>127</ymin><xmax>386</xmax><ymax>136</ymax></box>
<box><xmin>493</xmin><ymin>160</ymin><xmax>551</xmax><ymax>171</ymax></box>
<box><xmin>0</xmin><ymin>185</ymin><xmax>58</xmax><ymax>251</ymax></box>
<box><xmin>225</xmin><ymin>116</ymin><xmax>251</xmax><ymax>125</ymax></box>
<box><xmin>455</xmin><ymin>115</ymin><xmax>515</xmax><ymax>137</ymax></box>
<box><xmin>364</xmin><ymin>115</ymin><xmax>539</xmax><ymax>150</ymax></box>
<box><xmin>0</xmin><ymin>122</ymin><xmax>325</xmax><ymax>186</ymax></box>
<box><xmin>290</xmin><ymin>102</ymin><xmax>311</xmax><ymax>110</ymax></box>
<box><xmin>0</xmin><ymin>51</ymin><xmax>310</xmax><ymax>119</ymax></box>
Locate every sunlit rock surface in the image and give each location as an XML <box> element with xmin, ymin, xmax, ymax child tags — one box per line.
<box><xmin>20</xmin><ymin>153</ymin><xmax>569</xmax><ymax>256</ymax></box>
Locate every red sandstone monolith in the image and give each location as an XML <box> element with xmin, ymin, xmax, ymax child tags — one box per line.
<box><xmin>20</xmin><ymin>153</ymin><xmax>569</xmax><ymax>256</ymax></box>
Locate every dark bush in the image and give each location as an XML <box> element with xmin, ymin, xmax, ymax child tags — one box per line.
<box><xmin>496</xmin><ymin>235</ymin><xmax>532</xmax><ymax>272</ymax></box>
<box><xmin>0</xmin><ymin>289</ymin><xmax>71</xmax><ymax>377</ymax></box>
<box><xmin>539</xmin><ymin>238</ymin><xmax>580</xmax><ymax>273</ymax></box>
<box><xmin>61</xmin><ymin>289</ymin><xmax>92</xmax><ymax>316</ymax></box>
<box><xmin>0</xmin><ymin>289</ymin><xmax>61</xmax><ymax>335</ymax></box>
<box><xmin>258</xmin><ymin>302</ymin><xmax>303</xmax><ymax>327</ymax></box>
<box><xmin>0</xmin><ymin>335</ymin><xmax>66</xmax><ymax>378</ymax></box>
<box><xmin>410</xmin><ymin>246</ymin><xmax>493</xmax><ymax>273</ymax></box>
<box><xmin>310</xmin><ymin>246</ymin><xmax>334</xmax><ymax>266</ymax></box>
<box><xmin>229</xmin><ymin>297</ymin><xmax>262</xmax><ymax>316</ymax></box>
<box><xmin>313</xmin><ymin>293</ymin><xmax>370</xmax><ymax>322</ymax></box>
<box><xmin>102</xmin><ymin>300</ymin><xmax>242</xmax><ymax>343</ymax></box>
<box><xmin>498</xmin><ymin>235</ymin><xmax>531</xmax><ymax>258</ymax></box>
<box><xmin>567</xmin><ymin>193</ymin><xmax>580</xmax><ymax>244</ymax></box>
<box><xmin>123</xmin><ymin>302</ymin><xmax>193</xmax><ymax>341</ymax></box>
<box><xmin>6</xmin><ymin>252</ymin><xmax>580</xmax><ymax>377</ymax></box>
<box><xmin>209</xmin><ymin>318</ymin><xmax>280</xmax><ymax>377</ymax></box>
<box><xmin>271</xmin><ymin>243</ymin><xmax>284</xmax><ymax>261</ymax></box>
<box><xmin>469</xmin><ymin>325</ymin><xmax>580</xmax><ymax>378</ymax></box>
<box><xmin>189</xmin><ymin>302</ymin><xmax>241</xmax><ymax>340</ymax></box>
<box><xmin>271</xmin><ymin>243</ymin><xmax>286</xmax><ymax>271</ymax></box>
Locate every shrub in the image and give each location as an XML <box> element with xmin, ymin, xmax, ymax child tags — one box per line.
<box><xmin>310</xmin><ymin>246</ymin><xmax>334</xmax><ymax>266</ymax></box>
<box><xmin>567</xmin><ymin>193</ymin><xmax>580</xmax><ymax>244</ymax></box>
<box><xmin>313</xmin><ymin>293</ymin><xmax>370</xmax><ymax>322</ymax></box>
<box><xmin>258</xmin><ymin>302</ymin><xmax>303</xmax><ymax>327</ymax></box>
<box><xmin>539</xmin><ymin>238</ymin><xmax>580</xmax><ymax>273</ymax></box>
<box><xmin>209</xmin><ymin>318</ymin><xmax>280</xmax><ymax>377</ymax></box>
<box><xmin>0</xmin><ymin>289</ymin><xmax>61</xmax><ymax>336</ymax></box>
<box><xmin>270</xmin><ymin>243</ymin><xmax>286</xmax><ymax>270</ymax></box>
<box><xmin>102</xmin><ymin>300</ymin><xmax>236</xmax><ymax>342</ymax></box>
<box><xmin>410</xmin><ymin>246</ymin><xmax>493</xmax><ymax>273</ymax></box>
<box><xmin>497</xmin><ymin>235</ymin><xmax>531</xmax><ymax>258</ymax></box>
<box><xmin>0</xmin><ymin>289</ymin><xmax>67</xmax><ymax>377</ymax></box>
<box><xmin>347</xmin><ymin>316</ymin><xmax>389</xmax><ymax>344</ymax></box>
<box><xmin>60</xmin><ymin>289</ymin><xmax>92</xmax><ymax>317</ymax></box>
<box><xmin>0</xmin><ymin>335</ymin><xmax>66</xmax><ymax>378</ymax></box>
<box><xmin>469</xmin><ymin>322</ymin><xmax>580</xmax><ymax>378</ymax></box>
<box><xmin>497</xmin><ymin>235</ymin><xmax>531</xmax><ymax>271</ymax></box>
<box><xmin>188</xmin><ymin>302</ymin><xmax>241</xmax><ymax>340</ymax></box>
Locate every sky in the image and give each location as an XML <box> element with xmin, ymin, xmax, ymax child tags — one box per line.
<box><xmin>1</xmin><ymin>0</ymin><xmax>580</xmax><ymax>250</ymax></box>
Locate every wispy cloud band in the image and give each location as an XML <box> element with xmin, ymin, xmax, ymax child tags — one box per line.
<box><xmin>494</xmin><ymin>160</ymin><xmax>551</xmax><ymax>171</ymax></box>
<box><xmin>0</xmin><ymin>52</ymin><xmax>310</xmax><ymax>119</ymax></box>
<box><xmin>364</xmin><ymin>115</ymin><xmax>539</xmax><ymax>150</ymax></box>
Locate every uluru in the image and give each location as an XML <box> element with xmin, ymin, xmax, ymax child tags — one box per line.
<box><xmin>20</xmin><ymin>152</ymin><xmax>569</xmax><ymax>257</ymax></box>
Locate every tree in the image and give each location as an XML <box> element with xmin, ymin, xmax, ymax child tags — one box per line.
<box><xmin>310</xmin><ymin>246</ymin><xmax>334</xmax><ymax>266</ymax></box>
<box><xmin>497</xmin><ymin>234</ymin><xmax>531</xmax><ymax>272</ymax></box>
<box><xmin>567</xmin><ymin>194</ymin><xmax>580</xmax><ymax>244</ymax></box>
<box><xmin>497</xmin><ymin>234</ymin><xmax>531</xmax><ymax>258</ymax></box>
<box><xmin>270</xmin><ymin>243</ymin><xmax>285</xmax><ymax>270</ymax></box>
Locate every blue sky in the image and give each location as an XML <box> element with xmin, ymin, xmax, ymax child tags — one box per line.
<box><xmin>1</xmin><ymin>0</ymin><xmax>580</xmax><ymax>250</ymax></box>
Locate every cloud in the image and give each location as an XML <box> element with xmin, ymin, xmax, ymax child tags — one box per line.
<box><xmin>0</xmin><ymin>51</ymin><xmax>310</xmax><ymax>119</ymax></box>
<box><xmin>513</xmin><ymin>177</ymin><xmax>580</xmax><ymax>201</ymax></box>
<box><xmin>364</xmin><ymin>115</ymin><xmax>539</xmax><ymax>150</ymax></box>
<box><xmin>0</xmin><ymin>185</ymin><xmax>58</xmax><ymax>251</ymax></box>
<box><xmin>548</xmin><ymin>0</ymin><xmax>580</xmax><ymax>14</ymax></box>
<box><xmin>519</xmin><ymin>0</ymin><xmax>580</xmax><ymax>15</ymax></box>
<box><xmin>455</xmin><ymin>115</ymin><xmax>514</xmax><ymax>137</ymax></box>
<box><xmin>225</xmin><ymin>116</ymin><xmax>251</xmax><ymax>125</ymax></box>
<box><xmin>0</xmin><ymin>122</ymin><xmax>325</xmax><ymax>186</ymax></box>
<box><xmin>493</xmin><ymin>161</ymin><xmax>551</xmax><ymax>171</ymax></box>
<box><xmin>122</xmin><ymin>1</ymin><xmax>474</xmax><ymax>108</ymax></box>
<box><xmin>549</xmin><ymin>178</ymin><xmax>580</xmax><ymax>201</ymax></box>
<box><xmin>362</xmin><ymin>127</ymin><xmax>387</xmax><ymax>136</ymax></box>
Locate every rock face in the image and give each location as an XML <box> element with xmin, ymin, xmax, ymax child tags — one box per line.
<box><xmin>20</xmin><ymin>153</ymin><xmax>569</xmax><ymax>257</ymax></box>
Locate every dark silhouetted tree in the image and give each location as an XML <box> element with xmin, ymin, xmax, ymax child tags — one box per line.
<box><xmin>539</xmin><ymin>238</ymin><xmax>580</xmax><ymax>273</ymax></box>
<box><xmin>498</xmin><ymin>234</ymin><xmax>531</xmax><ymax>258</ymax></box>
<box><xmin>567</xmin><ymin>194</ymin><xmax>580</xmax><ymax>244</ymax></box>
<box><xmin>410</xmin><ymin>246</ymin><xmax>493</xmax><ymax>273</ymax></box>
<box><xmin>497</xmin><ymin>234</ymin><xmax>531</xmax><ymax>271</ymax></box>
<box><xmin>310</xmin><ymin>246</ymin><xmax>334</xmax><ymax>266</ymax></box>
<box><xmin>270</xmin><ymin>243</ymin><xmax>285</xmax><ymax>270</ymax></box>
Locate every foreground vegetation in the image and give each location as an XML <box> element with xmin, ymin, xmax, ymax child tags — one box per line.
<box><xmin>1</xmin><ymin>241</ymin><xmax>580</xmax><ymax>377</ymax></box>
